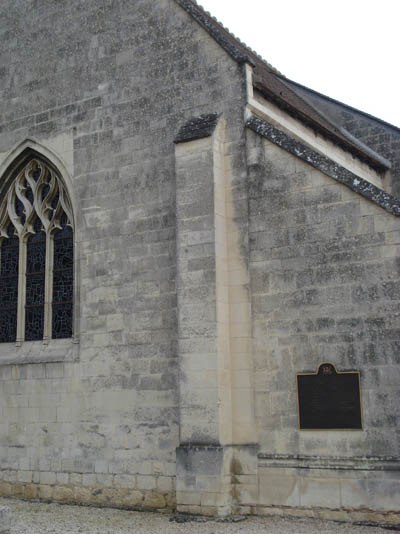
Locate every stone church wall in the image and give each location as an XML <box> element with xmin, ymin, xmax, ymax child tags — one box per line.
<box><xmin>0</xmin><ymin>0</ymin><xmax>247</xmax><ymax>508</ymax></box>
<box><xmin>247</xmin><ymin>128</ymin><xmax>400</xmax><ymax>517</ymax></box>
<box><xmin>0</xmin><ymin>0</ymin><xmax>398</xmax><ymax>521</ymax></box>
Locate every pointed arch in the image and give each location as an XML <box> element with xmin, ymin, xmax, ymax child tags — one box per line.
<box><xmin>0</xmin><ymin>138</ymin><xmax>76</xmax><ymax>227</ymax></box>
<box><xmin>0</xmin><ymin>139</ymin><xmax>76</xmax><ymax>345</ymax></box>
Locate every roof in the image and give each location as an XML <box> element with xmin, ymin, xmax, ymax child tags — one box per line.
<box><xmin>282</xmin><ymin>77</ymin><xmax>400</xmax><ymax>136</ymax></box>
<box><xmin>176</xmin><ymin>0</ymin><xmax>391</xmax><ymax>173</ymax></box>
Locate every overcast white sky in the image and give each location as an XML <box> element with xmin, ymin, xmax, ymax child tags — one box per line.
<box><xmin>197</xmin><ymin>0</ymin><xmax>400</xmax><ymax>128</ymax></box>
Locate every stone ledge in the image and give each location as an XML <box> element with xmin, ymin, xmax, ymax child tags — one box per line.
<box><xmin>257</xmin><ymin>454</ymin><xmax>400</xmax><ymax>471</ymax></box>
<box><xmin>0</xmin><ymin>338</ymin><xmax>79</xmax><ymax>367</ymax></box>
<box><xmin>247</xmin><ymin>115</ymin><xmax>400</xmax><ymax>217</ymax></box>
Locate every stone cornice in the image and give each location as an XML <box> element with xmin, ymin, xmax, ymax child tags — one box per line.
<box><xmin>247</xmin><ymin>115</ymin><xmax>400</xmax><ymax>217</ymax></box>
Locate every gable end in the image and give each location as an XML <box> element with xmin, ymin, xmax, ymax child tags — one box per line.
<box><xmin>174</xmin><ymin>0</ymin><xmax>254</xmax><ymax>65</ymax></box>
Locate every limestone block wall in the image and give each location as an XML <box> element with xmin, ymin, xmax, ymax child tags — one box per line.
<box><xmin>1</xmin><ymin>0</ymin><xmax>398</xmax><ymax>520</ymax></box>
<box><xmin>174</xmin><ymin>115</ymin><xmax>257</xmax><ymax>516</ymax></box>
<box><xmin>0</xmin><ymin>0</ymin><xmax>248</xmax><ymax>507</ymax></box>
<box><xmin>247</xmin><ymin>127</ymin><xmax>400</xmax><ymax>518</ymax></box>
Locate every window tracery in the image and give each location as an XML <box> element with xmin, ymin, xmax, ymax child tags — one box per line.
<box><xmin>0</xmin><ymin>158</ymin><xmax>74</xmax><ymax>344</ymax></box>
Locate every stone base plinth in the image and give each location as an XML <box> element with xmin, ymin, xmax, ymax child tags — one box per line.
<box><xmin>176</xmin><ymin>444</ymin><xmax>258</xmax><ymax>516</ymax></box>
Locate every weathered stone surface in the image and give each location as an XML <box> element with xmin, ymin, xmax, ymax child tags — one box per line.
<box><xmin>247</xmin><ymin>116</ymin><xmax>400</xmax><ymax>216</ymax></box>
<box><xmin>174</xmin><ymin>113</ymin><xmax>221</xmax><ymax>144</ymax></box>
<box><xmin>0</xmin><ymin>507</ymin><xmax>10</xmax><ymax>534</ymax></box>
<box><xmin>248</xmin><ymin>124</ymin><xmax>400</xmax><ymax>520</ymax></box>
<box><xmin>174</xmin><ymin>0</ymin><xmax>253</xmax><ymax>65</ymax></box>
<box><xmin>0</xmin><ymin>0</ymin><xmax>246</xmax><ymax>515</ymax></box>
<box><xmin>0</xmin><ymin>0</ymin><xmax>399</xmax><ymax>524</ymax></box>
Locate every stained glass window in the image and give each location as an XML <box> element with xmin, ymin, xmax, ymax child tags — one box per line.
<box><xmin>0</xmin><ymin>156</ymin><xmax>74</xmax><ymax>345</ymax></box>
<box><xmin>52</xmin><ymin>215</ymin><xmax>73</xmax><ymax>339</ymax></box>
<box><xmin>25</xmin><ymin>218</ymin><xmax>46</xmax><ymax>341</ymax></box>
<box><xmin>0</xmin><ymin>224</ymin><xmax>19</xmax><ymax>342</ymax></box>
<box><xmin>15</xmin><ymin>197</ymin><xmax>26</xmax><ymax>226</ymax></box>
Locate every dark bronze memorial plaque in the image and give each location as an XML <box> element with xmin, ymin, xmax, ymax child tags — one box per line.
<box><xmin>297</xmin><ymin>363</ymin><xmax>362</xmax><ymax>430</ymax></box>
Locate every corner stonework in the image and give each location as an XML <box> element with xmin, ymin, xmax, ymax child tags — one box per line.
<box><xmin>174</xmin><ymin>115</ymin><xmax>257</xmax><ymax>516</ymax></box>
<box><xmin>176</xmin><ymin>444</ymin><xmax>258</xmax><ymax>516</ymax></box>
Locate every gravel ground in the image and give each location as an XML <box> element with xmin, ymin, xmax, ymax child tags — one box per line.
<box><xmin>0</xmin><ymin>498</ymin><xmax>393</xmax><ymax>534</ymax></box>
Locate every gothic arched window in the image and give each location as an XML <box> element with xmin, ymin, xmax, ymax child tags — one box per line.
<box><xmin>0</xmin><ymin>158</ymin><xmax>74</xmax><ymax>344</ymax></box>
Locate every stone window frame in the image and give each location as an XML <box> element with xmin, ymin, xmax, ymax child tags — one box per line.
<box><xmin>0</xmin><ymin>141</ymin><xmax>79</xmax><ymax>365</ymax></box>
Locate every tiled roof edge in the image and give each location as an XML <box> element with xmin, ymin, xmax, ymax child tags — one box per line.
<box><xmin>282</xmin><ymin>77</ymin><xmax>400</xmax><ymax>134</ymax></box>
<box><xmin>175</xmin><ymin>0</ymin><xmax>255</xmax><ymax>66</ymax></box>
<box><xmin>174</xmin><ymin>113</ymin><xmax>221</xmax><ymax>144</ymax></box>
<box><xmin>176</xmin><ymin>0</ymin><xmax>397</xmax><ymax>170</ymax></box>
<box><xmin>253</xmin><ymin>81</ymin><xmax>390</xmax><ymax>174</ymax></box>
<box><xmin>247</xmin><ymin>116</ymin><xmax>400</xmax><ymax>217</ymax></box>
<box><xmin>336</xmin><ymin>125</ymin><xmax>391</xmax><ymax>169</ymax></box>
<box><xmin>275</xmin><ymin>78</ymin><xmax>392</xmax><ymax>170</ymax></box>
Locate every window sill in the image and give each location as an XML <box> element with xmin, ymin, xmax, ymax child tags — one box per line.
<box><xmin>0</xmin><ymin>338</ymin><xmax>79</xmax><ymax>366</ymax></box>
